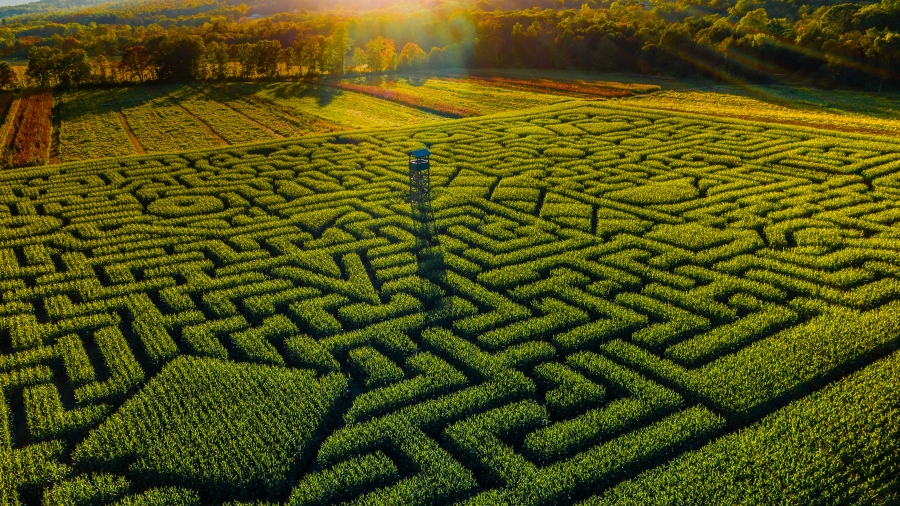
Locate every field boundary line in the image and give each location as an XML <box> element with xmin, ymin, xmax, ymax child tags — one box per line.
<box><xmin>49</xmin><ymin>101</ymin><xmax>60</xmax><ymax>164</ymax></box>
<box><xmin>164</xmin><ymin>92</ymin><xmax>228</xmax><ymax>146</ymax></box>
<box><xmin>4</xmin><ymin>96</ymin><xmax>24</xmax><ymax>151</ymax></box>
<box><xmin>107</xmin><ymin>91</ymin><xmax>145</xmax><ymax>155</ymax></box>
<box><xmin>0</xmin><ymin>95</ymin><xmax>19</xmax><ymax>151</ymax></box>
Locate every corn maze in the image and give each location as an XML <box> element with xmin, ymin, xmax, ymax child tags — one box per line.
<box><xmin>1</xmin><ymin>101</ymin><xmax>900</xmax><ymax>504</ymax></box>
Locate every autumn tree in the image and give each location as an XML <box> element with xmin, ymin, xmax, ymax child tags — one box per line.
<box><xmin>363</xmin><ymin>36</ymin><xmax>397</xmax><ymax>72</ymax></box>
<box><xmin>398</xmin><ymin>42</ymin><xmax>428</xmax><ymax>70</ymax></box>
<box><xmin>122</xmin><ymin>45</ymin><xmax>151</xmax><ymax>82</ymax></box>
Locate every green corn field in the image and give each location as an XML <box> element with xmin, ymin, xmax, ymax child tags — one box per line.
<box><xmin>1</xmin><ymin>99</ymin><xmax>899</xmax><ymax>505</ymax></box>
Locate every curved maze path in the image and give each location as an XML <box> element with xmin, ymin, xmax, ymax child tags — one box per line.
<box><xmin>1</xmin><ymin>101</ymin><xmax>900</xmax><ymax>504</ymax></box>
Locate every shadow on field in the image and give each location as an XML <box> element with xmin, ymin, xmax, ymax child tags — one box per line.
<box><xmin>259</xmin><ymin>82</ymin><xmax>344</xmax><ymax>107</ymax></box>
<box><xmin>58</xmin><ymin>86</ymin><xmax>161</xmax><ymax>124</ymax></box>
<box><xmin>412</xmin><ymin>201</ymin><xmax>446</xmax><ymax>310</ymax></box>
<box><xmin>405</xmin><ymin>76</ymin><xmax>430</xmax><ymax>87</ymax></box>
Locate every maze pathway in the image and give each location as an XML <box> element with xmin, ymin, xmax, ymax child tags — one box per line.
<box><xmin>1</xmin><ymin>101</ymin><xmax>900</xmax><ymax>504</ymax></box>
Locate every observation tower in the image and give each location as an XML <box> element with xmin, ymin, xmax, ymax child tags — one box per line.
<box><xmin>408</xmin><ymin>149</ymin><xmax>432</xmax><ymax>206</ymax></box>
<box><xmin>408</xmin><ymin>148</ymin><xmax>437</xmax><ymax>246</ymax></box>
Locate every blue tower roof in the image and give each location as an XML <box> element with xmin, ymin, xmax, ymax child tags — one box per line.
<box><xmin>409</xmin><ymin>149</ymin><xmax>431</xmax><ymax>159</ymax></box>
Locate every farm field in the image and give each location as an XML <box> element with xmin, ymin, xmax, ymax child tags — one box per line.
<box><xmin>324</xmin><ymin>75</ymin><xmax>575</xmax><ymax>115</ymax></box>
<box><xmin>424</xmin><ymin>72</ymin><xmax>663</xmax><ymax>100</ymax></box>
<box><xmin>8</xmin><ymin>73</ymin><xmax>898</xmax><ymax>169</ymax></box>
<box><xmin>1</xmin><ymin>99</ymin><xmax>899</xmax><ymax>504</ymax></box>
<box><xmin>4</xmin><ymin>72</ymin><xmax>627</xmax><ymax>167</ymax></box>
<box><xmin>163</xmin><ymin>84</ymin><xmax>275</xmax><ymax>145</ymax></box>
<box><xmin>57</xmin><ymin>90</ymin><xmax>136</xmax><ymax>162</ymax></box>
<box><xmin>433</xmin><ymin>68</ymin><xmax>694</xmax><ymax>90</ymax></box>
<box><xmin>239</xmin><ymin>81</ymin><xmax>446</xmax><ymax>129</ymax></box>
<box><xmin>198</xmin><ymin>84</ymin><xmax>343</xmax><ymax>138</ymax></box>
<box><xmin>108</xmin><ymin>86</ymin><xmax>224</xmax><ymax>153</ymax></box>
<box><xmin>3</xmin><ymin>91</ymin><xmax>52</xmax><ymax>168</ymax></box>
<box><xmin>621</xmin><ymin>87</ymin><xmax>900</xmax><ymax>136</ymax></box>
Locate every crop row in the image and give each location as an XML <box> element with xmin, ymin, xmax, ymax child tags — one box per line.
<box><xmin>323</xmin><ymin>81</ymin><xmax>478</xmax><ymax>118</ymax></box>
<box><xmin>58</xmin><ymin>90</ymin><xmax>135</xmax><ymax>162</ymax></box>
<box><xmin>73</xmin><ymin>356</ymin><xmax>347</xmax><ymax>501</ymax></box>
<box><xmin>203</xmin><ymin>85</ymin><xmax>343</xmax><ymax>137</ymax></box>
<box><xmin>6</xmin><ymin>90</ymin><xmax>52</xmax><ymax>167</ymax></box>
<box><xmin>165</xmin><ymin>85</ymin><xmax>274</xmax><ymax>145</ymax></box>
<box><xmin>110</xmin><ymin>87</ymin><xmax>221</xmax><ymax>152</ymax></box>
<box><xmin>1</xmin><ymin>98</ymin><xmax>899</xmax><ymax>504</ymax></box>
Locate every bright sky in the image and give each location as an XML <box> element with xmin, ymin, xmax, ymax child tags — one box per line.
<box><xmin>0</xmin><ymin>0</ymin><xmax>39</xmax><ymax>7</ymax></box>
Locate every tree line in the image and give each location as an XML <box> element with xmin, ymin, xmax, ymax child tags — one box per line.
<box><xmin>0</xmin><ymin>0</ymin><xmax>898</xmax><ymax>91</ymax></box>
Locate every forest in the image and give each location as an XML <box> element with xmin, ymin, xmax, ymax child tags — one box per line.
<box><xmin>0</xmin><ymin>0</ymin><xmax>898</xmax><ymax>90</ymax></box>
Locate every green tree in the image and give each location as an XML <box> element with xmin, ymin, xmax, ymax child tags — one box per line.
<box><xmin>291</xmin><ymin>36</ymin><xmax>307</xmax><ymax>74</ymax></box>
<box><xmin>352</xmin><ymin>46</ymin><xmax>367</xmax><ymax>72</ymax></box>
<box><xmin>206</xmin><ymin>41</ymin><xmax>230</xmax><ymax>80</ymax></box>
<box><xmin>26</xmin><ymin>46</ymin><xmax>62</xmax><ymax>88</ymax></box>
<box><xmin>865</xmin><ymin>29</ymin><xmax>900</xmax><ymax>91</ymax></box>
<box><xmin>593</xmin><ymin>36</ymin><xmax>618</xmax><ymax>70</ymax></box>
<box><xmin>146</xmin><ymin>33</ymin><xmax>206</xmax><ymax>82</ymax></box>
<box><xmin>328</xmin><ymin>24</ymin><xmax>352</xmax><ymax>75</ymax></box>
<box><xmin>93</xmin><ymin>55</ymin><xmax>110</xmax><ymax>83</ymax></box>
<box><xmin>427</xmin><ymin>46</ymin><xmax>444</xmax><ymax>68</ymax></box>
<box><xmin>237</xmin><ymin>42</ymin><xmax>255</xmax><ymax>77</ymax></box>
<box><xmin>56</xmin><ymin>49</ymin><xmax>91</xmax><ymax>87</ymax></box>
<box><xmin>0</xmin><ymin>61</ymin><xmax>18</xmax><ymax>90</ymax></box>
<box><xmin>280</xmin><ymin>47</ymin><xmax>294</xmax><ymax>76</ymax></box>
<box><xmin>253</xmin><ymin>40</ymin><xmax>281</xmax><ymax>78</ymax></box>
<box><xmin>301</xmin><ymin>35</ymin><xmax>329</xmax><ymax>75</ymax></box>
